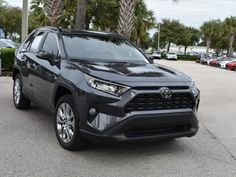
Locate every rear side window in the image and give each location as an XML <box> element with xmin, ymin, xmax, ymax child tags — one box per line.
<box><xmin>29</xmin><ymin>32</ymin><xmax>44</xmax><ymax>53</ymax></box>
<box><xmin>41</xmin><ymin>32</ymin><xmax>59</xmax><ymax>55</ymax></box>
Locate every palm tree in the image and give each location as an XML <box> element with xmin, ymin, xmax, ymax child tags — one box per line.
<box><xmin>224</xmin><ymin>16</ymin><xmax>236</xmax><ymax>57</ymax></box>
<box><xmin>45</xmin><ymin>0</ymin><xmax>63</xmax><ymax>26</ymax></box>
<box><xmin>75</xmin><ymin>0</ymin><xmax>87</xmax><ymax>30</ymax></box>
<box><xmin>200</xmin><ymin>20</ymin><xmax>220</xmax><ymax>56</ymax></box>
<box><xmin>133</xmin><ymin>0</ymin><xmax>155</xmax><ymax>48</ymax></box>
<box><xmin>117</xmin><ymin>0</ymin><xmax>137</xmax><ymax>39</ymax></box>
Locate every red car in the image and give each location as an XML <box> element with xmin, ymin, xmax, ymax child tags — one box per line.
<box><xmin>226</xmin><ymin>61</ymin><xmax>236</xmax><ymax>70</ymax></box>
<box><xmin>209</xmin><ymin>59</ymin><xmax>217</xmax><ymax>66</ymax></box>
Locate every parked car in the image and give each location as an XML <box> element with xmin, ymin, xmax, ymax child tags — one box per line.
<box><xmin>13</xmin><ymin>27</ymin><xmax>200</xmax><ymax>150</ymax></box>
<box><xmin>207</xmin><ymin>58</ymin><xmax>217</xmax><ymax>65</ymax></box>
<box><xmin>219</xmin><ymin>58</ymin><xmax>236</xmax><ymax>68</ymax></box>
<box><xmin>0</xmin><ymin>39</ymin><xmax>18</xmax><ymax>49</ymax></box>
<box><xmin>226</xmin><ymin>61</ymin><xmax>236</xmax><ymax>70</ymax></box>
<box><xmin>200</xmin><ymin>57</ymin><xmax>211</xmax><ymax>64</ymax></box>
<box><xmin>152</xmin><ymin>51</ymin><xmax>161</xmax><ymax>59</ymax></box>
<box><xmin>210</xmin><ymin>56</ymin><xmax>227</xmax><ymax>66</ymax></box>
<box><xmin>166</xmin><ymin>52</ymin><xmax>177</xmax><ymax>60</ymax></box>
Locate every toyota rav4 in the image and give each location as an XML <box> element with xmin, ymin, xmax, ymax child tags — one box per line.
<box><xmin>13</xmin><ymin>27</ymin><xmax>200</xmax><ymax>150</ymax></box>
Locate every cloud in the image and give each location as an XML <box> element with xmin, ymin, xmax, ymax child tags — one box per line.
<box><xmin>145</xmin><ymin>0</ymin><xmax>236</xmax><ymax>28</ymax></box>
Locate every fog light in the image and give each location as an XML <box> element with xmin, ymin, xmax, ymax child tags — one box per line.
<box><xmin>89</xmin><ymin>108</ymin><xmax>97</xmax><ymax>116</ymax></box>
<box><xmin>89</xmin><ymin>113</ymin><xmax>124</xmax><ymax>131</ymax></box>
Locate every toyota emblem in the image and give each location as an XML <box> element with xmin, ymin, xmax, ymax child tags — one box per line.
<box><xmin>160</xmin><ymin>87</ymin><xmax>172</xmax><ymax>99</ymax></box>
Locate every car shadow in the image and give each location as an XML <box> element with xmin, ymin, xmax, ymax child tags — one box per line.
<box><xmin>21</xmin><ymin>104</ymin><xmax>186</xmax><ymax>160</ymax></box>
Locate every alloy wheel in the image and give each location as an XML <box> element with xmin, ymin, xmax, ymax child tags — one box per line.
<box><xmin>14</xmin><ymin>78</ymin><xmax>21</xmax><ymax>105</ymax></box>
<box><xmin>56</xmin><ymin>103</ymin><xmax>75</xmax><ymax>144</ymax></box>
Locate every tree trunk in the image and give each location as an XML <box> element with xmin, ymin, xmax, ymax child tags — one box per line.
<box><xmin>117</xmin><ymin>0</ymin><xmax>137</xmax><ymax>39</ymax></box>
<box><xmin>229</xmin><ymin>33</ymin><xmax>235</xmax><ymax>57</ymax></box>
<box><xmin>184</xmin><ymin>46</ymin><xmax>188</xmax><ymax>55</ymax></box>
<box><xmin>136</xmin><ymin>29</ymin><xmax>141</xmax><ymax>48</ymax></box>
<box><xmin>206</xmin><ymin>38</ymin><xmax>211</xmax><ymax>56</ymax></box>
<box><xmin>167</xmin><ymin>42</ymin><xmax>171</xmax><ymax>53</ymax></box>
<box><xmin>75</xmin><ymin>0</ymin><xmax>87</xmax><ymax>30</ymax></box>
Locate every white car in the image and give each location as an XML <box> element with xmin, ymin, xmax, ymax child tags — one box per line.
<box><xmin>152</xmin><ymin>51</ymin><xmax>161</xmax><ymax>59</ymax></box>
<box><xmin>219</xmin><ymin>58</ymin><xmax>236</xmax><ymax>68</ymax></box>
<box><xmin>166</xmin><ymin>52</ymin><xmax>177</xmax><ymax>60</ymax></box>
<box><xmin>0</xmin><ymin>39</ymin><xmax>18</xmax><ymax>49</ymax></box>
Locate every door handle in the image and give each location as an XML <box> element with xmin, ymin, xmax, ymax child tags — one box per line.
<box><xmin>22</xmin><ymin>55</ymin><xmax>27</xmax><ymax>62</ymax></box>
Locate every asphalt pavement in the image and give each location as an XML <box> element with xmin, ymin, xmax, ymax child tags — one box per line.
<box><xmin>0</xmin><ymin>60</ymin><xmax>236</xmax><ymax>177</ymax></box>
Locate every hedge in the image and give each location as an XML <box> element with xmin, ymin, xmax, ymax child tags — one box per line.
<box><xmin>177</xmin><ymin>55</ymin><xmax>200</xmax><ymax>61</ymax></box>
<box><xmin>0</xmin><ymin>48</ymin><xmax>16</xmax><ymax>71</ymax></box>
<box><xmin>161</xmin><ymin>54</ymin><xmax>200</xmax><ymax>61</ymax></box>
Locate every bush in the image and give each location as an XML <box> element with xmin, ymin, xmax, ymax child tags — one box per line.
<box><xmin>0</xmin><ymin>48</ymin><xmax>16</xmax><ymax>71</ymax></box>
<box><xmin>177</xmin><ymin>55</ymin><xmax>200</xmax><ymax>61</ymax></box>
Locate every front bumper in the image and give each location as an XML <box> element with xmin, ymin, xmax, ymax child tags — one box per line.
<box><xmin>80</xmin><ymin>110</ymin><xmax>199</xmax><ymax>143</ymax></box>
<box><xmin>76</xmin><ymin>83</ymin><xmax>200</xmax><ymax>143</ymax></box>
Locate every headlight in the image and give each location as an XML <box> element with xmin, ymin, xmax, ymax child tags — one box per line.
<box><xmin>190</xmin><ymin>81</ymin><xmax>199</xmax><ymax>96</ymax></box>
<box><xmin>85</xmin><ymin>75</ymin><xmax>130</xmax><ymax>96</ymax></box>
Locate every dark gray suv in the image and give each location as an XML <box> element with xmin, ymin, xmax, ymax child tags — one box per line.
<box><xmin>13</xmin><ymin>27</ymin><xmax>200</xmax><ymax>150</ymax></box>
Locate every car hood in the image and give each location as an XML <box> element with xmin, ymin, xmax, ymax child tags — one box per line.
<box><xmin>228</xmin><ymin>61</ymin><xmax>236</xmax><ymax>65</ymax></box>
<box><xmin>68</xmin><ymin>60</ymin><xmax>192</xmax><ymax>87</ymax></box>
<box><xmin>220</xmin><ymin>60</ymin><xmax>235</xmax><ymax>64</ymax></box>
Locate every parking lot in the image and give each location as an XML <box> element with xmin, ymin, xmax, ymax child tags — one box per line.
<box><xmin>0</xmin><ymin>60</ymin><xmax>236</xmax><ymax>177</ymax></box>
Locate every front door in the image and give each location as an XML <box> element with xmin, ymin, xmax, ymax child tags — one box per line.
<box><xmin>32</xmin><ymin>32</ymin><xmax>60</xmax><ymax>107</ymax></box>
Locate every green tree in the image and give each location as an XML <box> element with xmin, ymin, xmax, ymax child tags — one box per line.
<box><xmin>0</xmin><ymin>5</ymin><xmax>21</xmax><ymax>37</ymax></box>
<box><xmin>211</xmin><ymin>21</ymin><xmax>228</xmax><ymax>55</ymax></box>
<box><xmin>132</xmin><ymin>0</ymin><xmax>155</xmax><ymax>48</ymax></box>
<box><xmin>200</xmin><ymin>20</ymin><xmax>220</xmax><ymax>56</ymax></box>
<box><xmin>153</xmin><ymin>19</ymin><xmax>184</xmax><ymax>52</ymax></box>
<box><xmin>178</xmin><ymin>27</ymin><xmax>200</xmax><ymax>55</ymax></box>
<box><xmin>87</xmin><ymin>0</ymin><xmax>119</xmax><ymax>31</ymax></box>
<box><xmin>224</xmin><ymin>16</ymin><xmax>236</xmax><ymax>56</ymax></box>
<box><xmin>29</xmin><ymin>0</ymin><xmax>49</xmax><ymax>32</ymax></box>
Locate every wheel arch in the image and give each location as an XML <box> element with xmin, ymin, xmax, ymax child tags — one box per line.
<box><xmin>12</xmin><ymin>68</ymin><xmax>20</xmax><ymax>80</ymax></box>
<box><xmin>53</xmin><ymin>83</ymin><xmax>75</xmax><ymax>107</ymax></box>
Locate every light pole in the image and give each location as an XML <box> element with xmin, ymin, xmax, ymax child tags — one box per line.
<box><xmin>157</xmin><ymin>23</ymin><xmax>161</xmax><ymax>52</ymax></box>
<box><xmin>21</xmin><ymin>0</ymin><xmax>28</xmax><ymax>42</ymax></box>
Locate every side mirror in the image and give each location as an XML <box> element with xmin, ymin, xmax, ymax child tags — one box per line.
<box><xmin>36</xmin><ymin>50</ymin><xmax>57</xmax><ymax>65</ymax></box>
<box><xmin>147</xmin><ymin>55</ymin><xmax>155</xmax><ymax>64</ymax></box>
<box><xmin>19</xmin><ymin>48</ymin><xmax>28</xmax><ymax>54</ymax></box>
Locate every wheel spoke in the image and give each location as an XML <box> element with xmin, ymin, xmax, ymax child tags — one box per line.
<box><xmin>65</xmin><ymin>128</ymin><xmax>71</xmax><ymax>142</ymax></box>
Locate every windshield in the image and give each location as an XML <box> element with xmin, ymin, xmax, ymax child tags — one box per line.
<box><xmin>62</xmin><ymin>34</ymin><xmax>148</xmax><ymax>64</ymax></box>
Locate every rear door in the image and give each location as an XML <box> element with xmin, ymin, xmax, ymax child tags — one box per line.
<box><xmin>16</xmin><ymin>31</ymin><xmax>45</xmax><ymax>97</ymax></box>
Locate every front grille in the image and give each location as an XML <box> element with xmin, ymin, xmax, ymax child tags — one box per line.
<box><xmin>126</xmin><ymin>125</ymin><xmax>190</xmax><ymax>137</ymax></box>
<box><xmin>125</xmin><ymin>92</ymin><xmax>194</xmax><ymax>113</ymax></box>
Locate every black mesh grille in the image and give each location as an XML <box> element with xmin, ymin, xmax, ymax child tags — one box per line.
<box><xmin>126</xmin><ymin>125</ymin><xmax>190</xmax><ymax>137</ymax></box>
<box><xmin>125</xmin><ymin>92</ymin><xmax>194</xmax><ymax>113</ymax></box>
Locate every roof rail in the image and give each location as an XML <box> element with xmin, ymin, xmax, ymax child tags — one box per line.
<box><xmin>39</xmin><ymin>26</ymin><xmax>62</xmax><ymax>32</ymax></box>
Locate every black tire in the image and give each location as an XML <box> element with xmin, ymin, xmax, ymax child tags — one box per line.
<box><xmin>13</xmin><ymin>74</ymin><xmax>31</xmax><ymax>109</ymax></box>
<box><xmin>54</xmin><ymin>95</ymin><xmax>86</xmax><ymax>151</ymax></box>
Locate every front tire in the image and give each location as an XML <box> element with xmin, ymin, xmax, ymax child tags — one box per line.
<box><xmin>55</xmin><ymin>95</ymin><xmax>86</xmax><ymax>150</ymax></box>
<box><xmin>13</xmin><ymin>74</ymin><xmax>31</xmax><ymax>109</ymax></box>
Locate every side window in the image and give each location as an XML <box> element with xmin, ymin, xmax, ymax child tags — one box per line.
<box><xmin>29</xmin><ymin>32</ymin><xmax>44</xmax><ymax>53</ymax></box>
<box><xmin>41</xmin><ymin>32</ymin><xmax>59</xmax><ymax>56</ymax></box>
